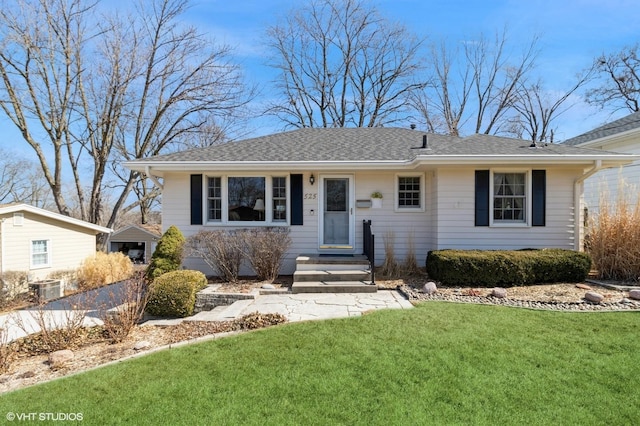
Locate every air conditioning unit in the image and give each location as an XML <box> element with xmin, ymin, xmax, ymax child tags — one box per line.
<box><xmin>29</xmin><ymin>279</ymin><xmax>62</xmax><ymax>301</ymax></box>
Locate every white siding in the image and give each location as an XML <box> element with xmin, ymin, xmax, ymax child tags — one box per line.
<box><xmin>162</xmin><ymin>166</ymin><xmax>583</xmax><ymax>277</ymax></box>
<box><xmin>1</xmin><ymin>211</ymin><xmax>99</xmax><ymax>280</ymax></box>
<box><xmin>434</xmin><ymin>166</ymin><xmax>579</xmax><ymax>250</ymax></box>
<box><xmin>161</xmin><ymin>170</ymin><xmax>434</xmax><ymax>274</ymax></box>
<box><xmin>581</xmin><ymin>139</ymin><xmax>640</xmax><ymax>214</ymax></box>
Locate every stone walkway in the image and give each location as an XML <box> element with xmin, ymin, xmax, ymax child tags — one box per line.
<box><xmin>149</xmin><ymin>290</ymin><xmax>413</xmax><ymax>326</ymax></box>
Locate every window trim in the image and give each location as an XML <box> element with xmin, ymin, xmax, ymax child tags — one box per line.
<box><xmin>395</xmin><ymin>173</ymin><xmax>425</xmax><ymax>212</ymax></box>
<box><xmin>204</xmin><ymin>174</ymin><xmax>290</xmax><ymax>226</ymax></box>
<box><xmin>489</xmin><ymin>169</ymin><xmax>532</xmax><ymax>227</ymax></box>
<box><xmin>30</xmin><ymin>239</ymin><xmax>51</xmax><ymax>269</ymax></box>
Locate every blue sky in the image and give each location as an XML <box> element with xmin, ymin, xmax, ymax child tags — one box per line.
<box><xmin>184</xmin><ymin>0</ymin><xmax>640</xmax><ymax>141</ymax></box>
<box><xmin>3</xmin><ymin>0</ymin><xmax>640</xmax><ymax>159</ymax></box>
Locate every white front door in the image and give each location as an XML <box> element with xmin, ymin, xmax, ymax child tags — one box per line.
<box><xmin>319</xmin><ymin>175</ymin><xmax>354</xmax><ymax>250</ymax></box>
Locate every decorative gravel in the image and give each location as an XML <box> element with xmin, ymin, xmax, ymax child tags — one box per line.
<box><xmin>398</xmin><ymin>285</ymin><xmax>640</xmax><ymax>312</ymax></box>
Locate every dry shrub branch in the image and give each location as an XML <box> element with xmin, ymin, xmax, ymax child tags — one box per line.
<box><xmin>187</xmin><ymin>230</ymin><xmax>244</xmax><ymax>282</ymax></box>
<box><xmin>97</xmin><ymin>274</ymin><xmax>149</xmax><ymax>343</ymax></box>
<box><xmin>241</xmin><ymin>228</ymin><xmax>292</xmax><ymax>282</ymax></box>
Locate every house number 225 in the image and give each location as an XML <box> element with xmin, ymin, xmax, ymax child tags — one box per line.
<box><xmin>304</xmin><ymin>193</ymin><xmax>317</xmax><ymax>200</ymax></box>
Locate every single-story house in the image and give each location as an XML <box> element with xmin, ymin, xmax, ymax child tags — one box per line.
<box><xmin>0</xmin><ymin>203</ymin><xmax>112</xmax><ymax>290</ymax></box>
<box><xmin>108</xmin><ymin>224</ymin><xmax>161</xmax><ymax>263</ymax></box>
<box><xmin>563</xmin><ymin>111</ymin><xmax>640</xmax><ymax>213</ymax></box>
<box><xmin>124</xmin><ymin>128</ymin><xmax>636</xmax><ymax>277</ymax></box>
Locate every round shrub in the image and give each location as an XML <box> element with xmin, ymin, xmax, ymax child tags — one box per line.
<box><xmin>145</xmin><ymin>225</ymin><xmax>186</xmax><ymax>281</ymax></box>
<box><xmin>145</xmin><ymin>270</ymin><xmax>207</xmax><ymax>318</ymax></box>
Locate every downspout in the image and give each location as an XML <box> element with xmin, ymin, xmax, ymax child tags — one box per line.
<box><xmin>573</xmin><ymin>160</ymin><xmax>602</xmax><ymax>251</ymax></box>
<box><xmin>0</xmin><ymin>218</ymin><xmax>4</xmax><ymax>276</ymax></box>
<box><xmin>145</xmin><ymin>166</ymin><xmax>164</xmax><ymax>191</ymax></box>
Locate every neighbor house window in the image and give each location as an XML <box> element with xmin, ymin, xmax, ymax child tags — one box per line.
<box><xmin>493</xmin><ymin>172</ymin><xmax>526</xmax><ymax>223</ymax></box>
<box><xmin>207</xmin><ymin>177</ymin><xmax>222</xmax><ymax>221</ymax></box>
<box><xmin>397</xmin><ymin>174</ymin><xmax>423</xmax><ymax>210</ymax></box>
<box><xmin>31</xmin><ymin>239</ymin><xmax>50</xmax><ymax>268</ymax></box>
<box><xmin>228</xmin><ymin>177</ymin><xmax>266</xmax><ymax>221</ymax></box>
<box><xmin>272</xmin><ymin>176</ymin><xmax>287</xmax><ymax>222</ymax></box>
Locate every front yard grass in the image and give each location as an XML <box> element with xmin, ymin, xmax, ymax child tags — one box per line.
<box><xmin>1</xmin><ymin>302</ymin><xmax>638</xmax><ymax>425</ymax></box>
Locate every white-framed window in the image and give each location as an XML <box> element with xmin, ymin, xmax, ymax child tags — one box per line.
<box><xmin>31</xmin><ymin>239</ymin><xmax>51</xmax><ymax>268</ymax></box>
<box><xmin>396</xmin><ymin>173</ymin><xmax>424</xmax><ymax>211</ymax></box>
<box><xmin>491</xmin><ymin>170</ymin><xmax>529</xmax><ymax>226</ymax></box>
<box><xmin>207</xmin><ymin>177</ymin><xmax>222</xmax><ymax>222</ymax></box>
<box><xmin>205</xmin><ymin>175</ymin><xmax>288</xmax><ymax>224</ymax></box>
<box><xmin>272</xmin><ymin>176</ymin><xmax>287</xmax><ymax>222</ymax></box>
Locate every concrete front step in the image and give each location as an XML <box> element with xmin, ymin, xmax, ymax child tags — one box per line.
<box><xmin>295</xmin><ymin>254</ymin><xmax>370</xmax><ymax>271</ymax></box>
<box><xmin>293</xmin><ymin>269</ymin><xmax>370</xmax><ymax>283</ymax></box>
<box><xmin>291</xmin><ymin>281</ymin><xmax>377</xmax><ymax>294</ymax></box>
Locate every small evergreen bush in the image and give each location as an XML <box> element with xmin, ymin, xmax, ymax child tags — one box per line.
<box><xmin>78</xmin><ymin>252</ymin><xmax>134</xmax><ymax>290</ymax></box>
<box><xmin>426</xmin><ymin>249</ymin><xmax>591</xmax><ymax>287</ymax></box>
<box><xmin>145</xmin><ymin>270</ymin><xmax>207</xmax><ymax>318</ymax></box>
<box><xmin>145</xmin><ymin>225</ymin><xmax>186</xmax><ymax>281</ymax></box>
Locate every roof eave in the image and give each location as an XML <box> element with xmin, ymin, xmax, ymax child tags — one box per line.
<box><xmin>126</xmin><ymin>154</ymin><xmax>638</xmax><ymax>175</ymax></box>
<box><xmin>0</xmin><ymin>204</ymin><xmax>113</xmax><ymax>234</ymax></box>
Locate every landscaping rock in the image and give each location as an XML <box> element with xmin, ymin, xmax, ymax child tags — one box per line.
<box><xmin>133</xmin><ymin>341</ymin><xmax>152</xmax><ymax>351</ymax></box>
<box><xmin>629</xmin><ymin>289</ymin><xmax>640</xmax><ymax>300</ymax></box>
<box><xmin>261</xmin><ymin>283</ymin><xmax>276</xmax><ymax>290</ymax></box>
<box><xmin>576</xmin><ymin>283</ymin><xmax>592</xmax><ymax>290</ymax></box>
<box><xmin>422</xmin><ymin>282</ymin><xmax>437</xmax><ymax>295</ymax></box>
<box><xmin>585</xmin><ymin>291</ymin><xmax>604</xmax><ymax>303</ymax></box>
<box><xmin>491</xmin><ymin>287</ymin><xmax>507</xmax><ymax>298</ymax></box>
<box><xmin>48</xmin><ymin>350</ymin><xmax>74</xmax><ymax>366</ymax></box>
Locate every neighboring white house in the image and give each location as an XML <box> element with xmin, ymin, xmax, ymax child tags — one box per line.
<box><xmin>563</xmin><ymin>111</ymin><xmax>640</xmax><ymax>213</ymax></box>
<box><xmin>0</xmin><ymin>204</ymin><xmax>112</xmax><ymax>281</ymax></box>
<box><xmin>125</xmin><ymin>128</ymin><xmax>636</xmax><ymax>276</ymax></box>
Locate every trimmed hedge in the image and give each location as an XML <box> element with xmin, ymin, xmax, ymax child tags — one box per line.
<box><xmin>425</xmin><ymin>249</ymin><xmax>592</xmax><ymax>287</ymax></box>
<box><xmin>146</xmin><ymin>270</ymin><xmax>208</xmax><ymax>318</ymax></box>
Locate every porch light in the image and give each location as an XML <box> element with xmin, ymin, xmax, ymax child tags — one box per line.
<box><xmin>309</xmin><ymin>174</ymin><xmax>315</xmax><ymax>185</ymax></box>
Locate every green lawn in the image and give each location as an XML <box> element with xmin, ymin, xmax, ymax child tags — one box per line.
<box><xmin>1</xmin><ymin>302</ymin><xmax>638</xmax><ymax>425</ymax></box>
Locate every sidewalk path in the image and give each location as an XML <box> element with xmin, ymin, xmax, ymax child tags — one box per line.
<box><xmin>238</xmin><ymin>291</ymin><xmax>414</xmax><ymax>322</ymax></box>
<box><xmin>1</xmin><ymin>288</ymin><xmax>413</xmax><ymax>342</ymax></box>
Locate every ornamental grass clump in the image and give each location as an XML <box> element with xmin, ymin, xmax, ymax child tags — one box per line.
<box><xmin>587</xmin><ymin>188</ymin><xmax>640</xmax><ymax>282</ymax></box>
<box><xmin>77</xmin><ymin>252</ymin><xmax>134</xmax><ymax>290</ymax></box>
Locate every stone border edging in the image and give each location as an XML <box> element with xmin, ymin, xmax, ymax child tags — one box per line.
<box><xmin>397</xmin><ymin>285</ymin><xmax>640</xmax><ymax>312</ymax></box>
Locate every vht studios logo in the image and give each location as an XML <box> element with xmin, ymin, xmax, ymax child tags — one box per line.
<box><xmin>6</xmin><ymin>412</ymin><xmax>84</xmax><ymax>421</ymax></box>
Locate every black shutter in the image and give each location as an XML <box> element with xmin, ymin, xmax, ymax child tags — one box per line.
<box><xmin>532</xmin><ymin>170</ymin><xmax>546</xmax><ymax>226</ymax></box>
<box><xmin>190</xmin><ymin>174</ymin><xmax>203</xmax><ymax>225</ymax></box>
<box><xmin>290</xmin><ymin>174</ymin><xmax>303</xmax><ymax>226</ymax></box>
<box><xmin>475</xmin><ymin>170</ymin><xmax>490</xmax><ymax>226</ymax></box>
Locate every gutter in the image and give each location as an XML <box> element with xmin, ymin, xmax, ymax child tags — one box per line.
<box><xmin>573</xmin><ymin>160</ymin><xmax>603</xmax><ymax>251</ymax></box>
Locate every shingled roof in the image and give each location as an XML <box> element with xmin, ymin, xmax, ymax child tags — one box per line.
<box><xmin>563</xmin><ymin>111</ymin><xmax>640</xmax><ymax>146</ymax></box>
<box><xmin>127</xmin><ymin>128</ymin><xmax>624</xmax><ymax>167</ymax></box>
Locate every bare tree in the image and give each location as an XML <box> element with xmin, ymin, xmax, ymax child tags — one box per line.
<box><xmin>412</xmin><ymin>29</ymin><xmax>538</xmax><ymax>137</ymax></box>
<box><xmin>587</xmin><ymin>44</ymin><xmax>640</xmax><ymax>113</ymax></box>
<box><xmin>0</xmin><ymin>0</ymin><xmax>253</xmax><ymax>238</ymax></box>
<box><xmin>512</xmin><ymin>72</ymin><xmax>591</xmax><ymax>143</ymax></box>
<box><xmin>0</xmin><ymin>149</ymin><xmax>52</xmax><ymax>207</ymax></box>
<box><xmin>265</xmin><ymin>0</ymin><xmax>424</xmax><ymax>128</ymax></box>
